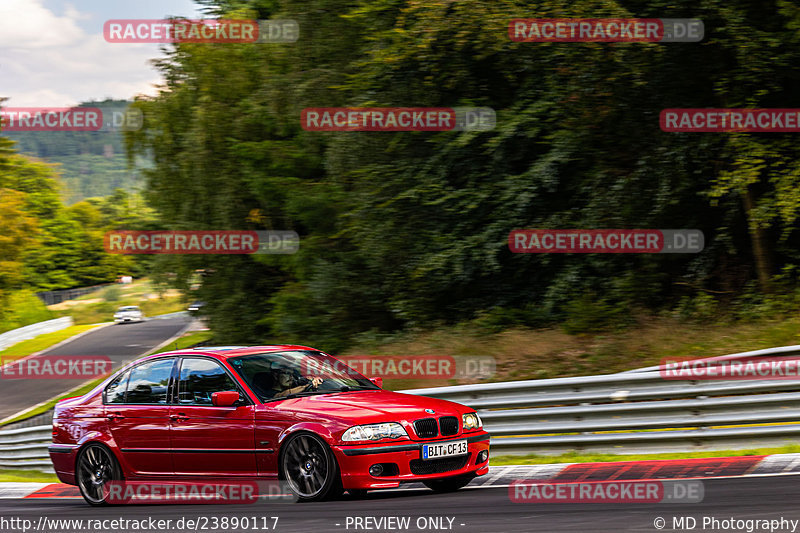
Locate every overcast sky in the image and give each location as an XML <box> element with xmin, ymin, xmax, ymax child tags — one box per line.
<box><xmin>1</xmin><ymin>0</ymin><xmax>205</xmax><ymax>107</ymax></box>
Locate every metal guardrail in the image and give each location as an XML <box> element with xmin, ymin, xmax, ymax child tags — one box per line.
<box><xmin>0</xmin><ymin>425</ymin><xmax>53</xmax><ymax>472</ymax></box>
<box><xmin>0</xmin><ymin>317</ymin><xmax>73</xmax><ymax>352</ymax></box>
<box><xmin>403</xmin><ymin>346</ymin><xmax>800</xmax><ymax>455</ymax></box>
<box><xmin>36</xmin><ymin>284</ymin><xmax>113</xmax><ymax>306</ymax></box>
<box><xmin>4</xmin><ymin>345</ymin><xmax>800</xmax><ymax>472</ymax></box>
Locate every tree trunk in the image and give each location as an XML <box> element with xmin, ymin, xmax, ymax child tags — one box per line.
<box><xmin>741</xmin><ymin>187</ymin><xmax>772</xmax><ymax>292</ymax></box>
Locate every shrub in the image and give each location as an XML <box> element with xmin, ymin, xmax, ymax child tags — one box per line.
<box><xmin>102</xmin><ymin>284</ymin><xmax>122</xmax><ymax>302</ymax></box>
<box><xmin>561</xmin><ymin>294</ymin><xmax>631</xmax><ymax>335</ymax></box>
<box><xmin>0</xmin><ymin>290</ymin><xmax>53</xmax><ymax>333</ymax></box>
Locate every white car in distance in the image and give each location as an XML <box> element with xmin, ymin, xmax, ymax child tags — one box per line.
<box><xmin>113</xmin><ymin>305</ymin><xmax>145</xmax><ymax>324</ymax></box>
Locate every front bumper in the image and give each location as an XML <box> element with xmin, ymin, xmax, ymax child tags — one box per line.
<box><xmin>332</xmin><ymin>432</ymin><xmax>490</xmax><ymax>490</ymax></box>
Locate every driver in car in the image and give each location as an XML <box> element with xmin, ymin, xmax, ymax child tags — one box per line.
<box><xmin>271</xmin><ymin>362</ymin><xmax>323</xmax><ymax>398</ymax></box>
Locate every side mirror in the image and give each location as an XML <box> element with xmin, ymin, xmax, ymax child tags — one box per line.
<box><xmin>369</xmin><ymin>377</ymin><xmax>383</xmax><ymax>389</ymax></box>
<box><xmin>212</xmin><ymin>391</ymin><xmax>241</xmax><ymax>407</ymax></box>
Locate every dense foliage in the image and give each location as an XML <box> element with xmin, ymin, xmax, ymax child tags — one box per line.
<box><xmin>0</xmin><ymin>122</ymin><xmax>159</xmax><ymax>328</ymax></box>
<box><xmin>84</xmin><ymin>1</ymin><xmax>800</xmax><ymax>347</ymax></box>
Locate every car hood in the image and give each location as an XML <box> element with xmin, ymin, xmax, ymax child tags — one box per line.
<box><xmin>272</xmin><ymin>390</ymin><xmax>468</xmax><ymax>423</ymax></box>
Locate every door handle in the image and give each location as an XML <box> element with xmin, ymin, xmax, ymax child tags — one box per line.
<box><xmin>107</xmin><ymin>413</ymin><xmax>124</xmax><ymax>421</ymax></box>
<box><xmin>170</xmin><ymin>413</ymin><xmax>189</xmax><ymax>422</ymax></box>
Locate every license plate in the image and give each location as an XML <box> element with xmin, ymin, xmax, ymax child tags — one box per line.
<box><xmin>422</xmin><ymin>440</ymin><xmax>468</xmax><ymax>460</ymax></box>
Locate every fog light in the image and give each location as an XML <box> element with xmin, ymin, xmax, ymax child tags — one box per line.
<box><xmin>477</xmin><ymin>450</ymin><xmax>488</xmax><ymax>463</ymax></box>
<box><xmin>369</xmin><ymin>464</ymin><xmax>384</xmax><ymax>476</ymax></box>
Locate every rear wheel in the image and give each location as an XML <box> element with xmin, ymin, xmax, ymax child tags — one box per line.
<box><xmin>281</xmin><ymin>432</ymin><xmax>343</xmax><ymax>502</ymax></box>
<box><xmin>423</xmin><ymin>474</ymin><xmax>475</xmax><ymax>493</ymax></box>
<box><xmin>76</xmin><ymin>443</ymin><xmax>122</xmax><ymax>506</ymax></box>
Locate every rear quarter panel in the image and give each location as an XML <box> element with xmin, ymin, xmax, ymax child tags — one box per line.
<box><xmin>51</xmin><ymin>390</ymin><xmax>115</xmax><ymax>484</ymax></box>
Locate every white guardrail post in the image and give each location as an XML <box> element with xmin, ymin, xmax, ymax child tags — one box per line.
<box><xmin>3</xmin><ymin>345</ymin><xmax>800</xmax><ymax>471</ymax></box>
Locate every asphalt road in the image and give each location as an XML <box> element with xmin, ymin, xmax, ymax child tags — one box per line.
<box><xmin>0</xmin><ymin>315</ymin><xmax>191</xmax><ymax>421</ymax></box>
<box><xmin>3</xmin><ymin>475</ymin><xmax>800</xmax><ymax>533</ymax></box>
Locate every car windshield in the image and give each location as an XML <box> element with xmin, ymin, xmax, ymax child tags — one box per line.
<box><xmin>229</xmin><ymin>351</ymin><xmax>379</xmax><ymax>402</ymax></box>
<box><xmin>118</xmin><ymin>306</ymin><xmax>139</xmax><ymax>311</ymax></box>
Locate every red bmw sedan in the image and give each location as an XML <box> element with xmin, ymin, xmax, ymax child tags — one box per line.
<box><xmin>49</xmin><ymin>346</ymin><xmax>490</xmax><ymax>505</ymax></box>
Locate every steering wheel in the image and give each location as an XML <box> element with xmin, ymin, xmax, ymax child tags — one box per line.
<box><xmin>303</xmin><ymin>377</ymin><xmax>326</xmax><ymax>391</ymax></box>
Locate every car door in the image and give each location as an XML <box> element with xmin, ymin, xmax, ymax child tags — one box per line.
<box><xmin>105</xmin><ymin>357</ymin><xmax>175</xmax><ymax>476</ymax></box>
<box><xmin>170</xmin><ymin>357</ymin><xmax>257</xmax><ymax>476</ymax></box>
<box><xmin>254</xmin><ymin>405</ymin><xmax>293</xmax><ymax>478</ymax></box>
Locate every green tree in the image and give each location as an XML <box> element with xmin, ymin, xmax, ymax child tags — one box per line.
<box><xmin>126</xmin><ymin>0</ymin><xmax>800</xmax><ymax>347</ymax></box>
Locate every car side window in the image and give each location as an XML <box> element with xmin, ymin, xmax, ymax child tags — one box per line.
<box><xmin>105</xmin><ymin>370</ymin><xmax>130</xmax><ymax>404</ymax></box>
<box><xmin>126</xmin><ymin>359</ymin><xmax>174</xmax><ymax>404</ymax></box>
<box><xmin>178</xmin><ymin>358</ymin><xmax>239</xmax><ymax>405</ymax></box>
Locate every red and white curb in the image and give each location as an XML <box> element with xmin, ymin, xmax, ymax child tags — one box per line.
<box><xmin>3</xmin><ymin>454</ymin><xmax>799</xmax><ymax>500</ymax></box>
<box><xmin>0</xmin><ymin>483</ymin><xmax>51</xmax><ymax>499</ymax></box>
<box><xmin>463</xmin><ymin>454</ymin><xmax>779</xmax><ymax>488</ymax></box>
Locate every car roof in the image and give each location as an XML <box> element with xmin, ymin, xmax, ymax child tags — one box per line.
<box><xmin>149</xmin><ymin>345</ymin><xmax>319</xmax><ymax>360</ymax></box>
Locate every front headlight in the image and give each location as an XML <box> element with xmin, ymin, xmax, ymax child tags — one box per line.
<box><xmin>341</xmin><ymin>422</ymin><xmax>408</xmax><ymax>442</ymax></box>
<box><xmin>462</xmin><ymin>412</ymin><xmax>482</xmax><ymax>430</ymax></box>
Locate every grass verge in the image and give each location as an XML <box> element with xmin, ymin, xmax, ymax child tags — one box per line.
<box><xmin>50</xmin><ymin>278</ymin><xmax>186</xmax><ymax>325</ymax></box>
<box><xmin>152</xmin><ymin>330</ymin><xmax>214</xmax><ymax>354</ymax></box>
<box><xmin>489</xmin><ymin>444</ymin><xmax>800</xmax><ymax>465</ymax></box>
<box><xmin>0</xmin><ymin>469</ymin><xmax>59</xmax><ymax>483</ymax></box>
<box><xmin>345</xmin><ymin>313</ymin><xmax>800</xmax><ymax>388</ymax></box>
<box><xmin>56</xmin><ymin>299</ymin><xmax>185</xmax><ymax>326</ymax></box>
<box><xmin>1</xmin><ymin>445</ymin><xmax>797</xmax><ymax>484</ymax></box>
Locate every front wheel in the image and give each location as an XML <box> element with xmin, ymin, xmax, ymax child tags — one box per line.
<box><xmin>423</xmin><ymin>474</ymin><xmax>475</xmax><ymax>493</ymax></box>
<box><xmin>76</xmin><ymin>443</ymin><xmax>123</xmax><ymax>506</ymax></box>
<box><xmin>281</xmin><ymin>432</ymin><xmax>343</xmax><ymax>502</ymax></box>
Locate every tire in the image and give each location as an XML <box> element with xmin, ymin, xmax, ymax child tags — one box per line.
<box><xmin>76</xmin><ymin>443</ymin><xmax>123</xmax><ymax>506</ymax></box>
<box><xmin>280</xmin><ymin>432</ymin><xmax>343</xmax><ymax>502</ymax></box>
<box><xmin>423</xmin><ymin>474</ymin><xmax>475</xmax><ymax>493</ymax></box>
